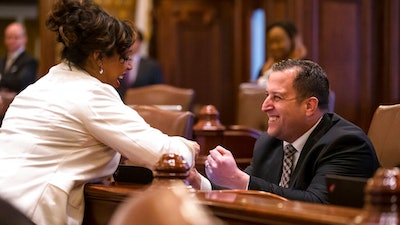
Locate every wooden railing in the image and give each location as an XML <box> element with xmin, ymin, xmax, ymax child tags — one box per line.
<box><xmin>84</xmin><ymin>151</ymin><xmax>362</xmax><ymax>225</ymax></box>
<box><xmin>83</xmin><ymin>182</ymin><xmax>361</xmax><ymax>225</ymax></box>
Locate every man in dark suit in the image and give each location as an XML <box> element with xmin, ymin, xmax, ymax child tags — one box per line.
<box><xmin>0</xmin><ymin>22</ymin><xmax>38</xmax><ymax>125</ymax></box>
<box><xmin>0</xmin><ymin>22</ymin><xmax>38</xmax><ymax>94</ymax></box>
<box><xmin>116</xmin><ymin>30</ymin><xmax>164</xmax><ymax>99</ymax></box>
<box><xmin>195</xmin><ymin>59</ymin><xmax>380</xmax><ymax>203</ymax></box>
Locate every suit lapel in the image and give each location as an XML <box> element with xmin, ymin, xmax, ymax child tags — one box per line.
<box><xmin>289</xmin><ymin>113</ymin><xmax>334</xmax><ymax>187</ymax></box>
<box><xmin>264</xmin><ymin>139</ymin><xmax>284</xmax><ymax>184</ymax></box>
<box><xmin>7</xmin><ymin>52</ymin><xmax>26</xmax><ymax>74</ymax></box>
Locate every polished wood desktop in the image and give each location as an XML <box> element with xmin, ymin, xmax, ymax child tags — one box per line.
<box><xmin>83</xmin><ymin>106</ymin><xmax>363</xmax><ymax>225</ymax></box>
<box><xmin>83</xmin><ymin>182</ymin><xmax>362</xmax><ymax>225</ymax></box>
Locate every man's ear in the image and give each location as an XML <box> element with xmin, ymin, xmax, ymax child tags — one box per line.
<box><xmin>305</xmin><ymin>97</ymin><xmax>319</xmax><ymax>115</ymax></box>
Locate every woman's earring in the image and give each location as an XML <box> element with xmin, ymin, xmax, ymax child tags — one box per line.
<box><xmin>99</xmin><ymin>67</ymin><xmax>104</xmax><ymax>75</ymax></box>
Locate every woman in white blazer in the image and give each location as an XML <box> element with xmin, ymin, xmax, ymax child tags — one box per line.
<box><xmin>0</xmin><ymin>0</ymin><xmax>208</xmax><ymax>224</ymax></box>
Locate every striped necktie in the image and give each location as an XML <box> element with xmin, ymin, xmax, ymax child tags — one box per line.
<box><xmin>5</xmin><ymin>56</ymin><xmax>15</xmax><ymax>72</ymax></box>
<box><xmin>279</xmin><ymin>144</ymin><xmax>297</xmax><ymax>188</ymax></box>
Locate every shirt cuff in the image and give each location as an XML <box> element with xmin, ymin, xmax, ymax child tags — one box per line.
<box><xmin>199</xmin><ymin>173</ymin><xmax>212</xmax><ymax>190</ymax></box>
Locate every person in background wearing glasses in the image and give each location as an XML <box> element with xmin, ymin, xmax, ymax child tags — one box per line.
<box><xmin>191</xmin><ymin>59</ymin><xmax>379</xmax><ymax>204</ymax></box>
<box><xmin>0</xmin><ymin>0</ymin><xmax>209</xmax><ymax>225</ymax></box>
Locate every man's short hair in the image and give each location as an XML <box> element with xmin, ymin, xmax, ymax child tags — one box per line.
<box><xmin>272</xmin><ymin>59</ymin><xmax>330</xmax><ymax>110</ymax></box>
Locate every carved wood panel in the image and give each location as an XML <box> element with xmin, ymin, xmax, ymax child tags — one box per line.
<box><xmin>153</xmin><ymin>0</ymin><xmax>236</xmax><ymax>124</ymax></box>
<box><xmin>318</xmin><ymin>0</ymin><xmax>364</xmax><ymax>126</ymax></box>
<box><xmin>35</xmin><ymin>0</ymin><xmax>399</xmax><ymax>131</ymax></box>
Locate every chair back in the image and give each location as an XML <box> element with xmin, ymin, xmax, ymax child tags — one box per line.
<box><xmin>367</xmin><ymin>104</ymin><xmax>400</xmax><ymax>167</ymax></box>
<box><xmin>236</xmin><ymin>83</ymin><xmax>266</xmax><ymax>131</ymax></box>
<box><xmin>131</xmin><ymin>105</ymin><xmax>194</xmax><ymax>139</ymax></box>
<box><xmin>124</xmin><ymin>84</ymin><xmax>195</xmax><ymax>111</ymax></box>
<box><xmin>116</xmin><ymin>105</ymin><xmax>195</xmax><ymax>180</ymax></box>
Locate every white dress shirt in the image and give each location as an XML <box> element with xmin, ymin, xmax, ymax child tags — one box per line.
<box><xmin>283</xmin><ymin>116</ymin><xmax>323</xmax><ymax>169</ymax></box>
<box><xmin>0</xmin><ymin>63</ymin><xmax>197</xmax><ymax>225</ymax></box>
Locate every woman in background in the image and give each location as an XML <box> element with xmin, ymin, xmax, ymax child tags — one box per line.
<box><xmin>0</xmin><ymin>0</ymin><xmax>207</xmax><ymax>224</ymax></box>
<box><xmin>257</xmin><ymin>21</ymin><xmax>307</xmax><ymax>86</ymax></box>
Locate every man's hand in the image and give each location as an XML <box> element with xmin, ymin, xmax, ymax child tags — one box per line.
<box><xmin>205</xmin><ymin>145</ymin><xmax>249</xmax><ymax>189</ymax></box>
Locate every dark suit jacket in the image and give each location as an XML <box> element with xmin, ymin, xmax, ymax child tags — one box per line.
<box><xmin>117</xmin><ymin>57</ymin><xmax>164</xmax><ymax>99</ymax></box>
<box><xmin>132</xmin><ymin>57</ymin><xmax>164</xmax><ymax>88</ymax></box>
<box><xmin>0</xmin><ymin>51</ymin><xmax>38</xmax><ymax>93</ymax></box>
<box><xmin>244</xmin><ymin>113</ymin><xmax>380</xmax><ymax>203</ymax></box>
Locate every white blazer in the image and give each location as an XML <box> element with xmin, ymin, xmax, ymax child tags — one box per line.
<box><xmin>0</xmin><ymin>63</ymin><xmax>196</xmax><ymax>225</ymax></box>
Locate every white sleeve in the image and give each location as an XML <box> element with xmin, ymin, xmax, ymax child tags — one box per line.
<box><xmin>200</xmin><ymin>173</ymin><xmax>212</xmax><ymax>190</ymax></box>
<box><xmin>80</xmin><ymin>86</ymin><xmax>196</xmax><ymax>169</ymax></box>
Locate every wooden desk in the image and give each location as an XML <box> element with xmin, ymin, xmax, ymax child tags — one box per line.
<box><xmin>83</xmin><ymin>182</ymin><xmax>362</xmax><ymax>225</ymax></box>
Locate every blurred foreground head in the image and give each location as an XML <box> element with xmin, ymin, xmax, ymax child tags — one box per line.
<box><xmin>109</xmin><ymin>182</ymin><xmax>225</xmax><ymax>225</ymax></box>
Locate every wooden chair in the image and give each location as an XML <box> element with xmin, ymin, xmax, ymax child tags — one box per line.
<box><xmin>124</xmin><ymin>84</ymin><xmax>195</xmax><ymax>111</ymax></box>
<box><xmin>193</xmin><ymin>105</ymin><xmax>261</xmax><ymax>175</ymax></box>
<box><xmin>236</xmin><ymin>83</ymin><xmax>267</xmax><ymax>131</ymax></box>
<box><xmin>222</xmin><ymin>125</ymin><xmax>261</xmax><ymax>162</ymax></box>
<box><xmin>130</xmin><ymin>105</ymin><xmax>195</xmax><ymax>139</ymax></box>
<box><xmin>194</xmin><ymin>125</ymin><xmax>260</xmax><ymax>171</ymax></box>
<box><xmin>367</xmin><ymin>103</ymin><xmax>400</xmax><ymax>168</ymax></box>
<box><xmin>115</xmin><ymin>105</ymin><xmax>195</xmax><ymax>183</ymax></box>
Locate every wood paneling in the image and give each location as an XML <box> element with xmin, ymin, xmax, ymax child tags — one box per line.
<box><xmin>318</xmin><ymin>0</ymin><xmax>363</xmax><ymax>127</ymax></box>
<box><xmin>379</xmin><ymin>0</ymin><xmax>400</xmax><ymax>103</ymax></box>
<box><xmin>35</xmin><ymin>0</ymin><xmax>400</xmax><ymax>132</ymax></box>
<box><xmin>84</xmin><ymin>182</ymin><xmax>363</xmax><ymax>225</ymax></box>
<box><xmin>38</xmin><ymin>0</ymin><xmax>57</xmax><ymax>77</ymax></box>
<box><xmin>153</xmin><ymin>0</ymin><xmax>236</xmax><ymax>124</ymax></box>
<box><xmin>94</xmin><ymin>0</ymin><xmax>136</xmax><ymax>21</ymax></box>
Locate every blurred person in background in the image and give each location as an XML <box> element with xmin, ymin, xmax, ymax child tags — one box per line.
<box><xmin>0</xmin><ymin>22</ymin><xmax>38</xmax><ymax>125</ymax></box>
<box><xmin>116</xmin><ymin>29</ymin><xmax>164</xmax><ymax>99</ymax></box>
<box><xmin>256</xmin><ymin>21</ymin><xmax>307</xmax><ymax>86</ymax></box>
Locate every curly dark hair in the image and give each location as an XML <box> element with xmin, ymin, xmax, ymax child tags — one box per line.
<box><xmin>45</xmin><ymin>0</ymin><xmax>135</xmax><ymax>69</ymax></box>
<box><xmin>272</xmin><ymin>59</ymin><xmax>330</xmax><ymax>111</ymax></box>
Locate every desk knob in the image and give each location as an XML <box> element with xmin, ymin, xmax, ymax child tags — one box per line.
<box><xmin>352</xmin><ymin>167</ymin><xmax>400</xmax><ymax>225</ymax></box>
<box><xmin>109</xmin><ymin>153</ymin><xmax>224</xmax><ymax>225</ymax></box>
<box><xmin>154</xmin><ymin>153</ymin><xmax>190</xmax><ymax>179</ymax></box>
<box><xmin>152</xmin><ymin>153</ymin><xmax>194</xmax><ymax>189</ymax></box>
<box><xmin>193</xmin><ymin>105</ymin><xmax>225</xmax><ymax>131</ymax></box>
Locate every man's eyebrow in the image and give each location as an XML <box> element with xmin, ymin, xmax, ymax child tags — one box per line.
<box><xmin>266</xmin><ymin>90</ymin><xmax>286</xmax><ymax>95</ymax></box>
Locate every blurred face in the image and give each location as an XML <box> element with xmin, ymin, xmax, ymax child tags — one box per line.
<box><xmin>262</xmin><ymin>69</ymin><xmax>308</xmax><ymax>143</ymax></box>
<box><xmin>131</xmin><ymin>38</ymin><xmax>142</xmax><ymax>55</ymax></box>
<box><xmin>266</xmin><ymin>27</ymin><xmax>292</xmax><ymax>62</ymax></box>
<box><xmin>4</xmin><ymin>23</ymin><xmax>27</xmax><ymax>53</ymax></box>
<box><xmin>99</xmin><ymin>50</ymin><xmax>133</xmax><ymax>88</ymax></box>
